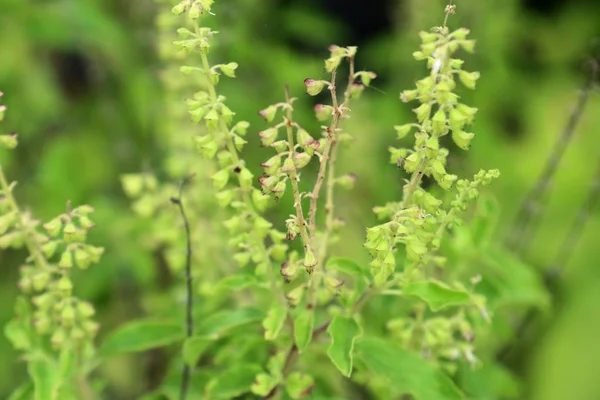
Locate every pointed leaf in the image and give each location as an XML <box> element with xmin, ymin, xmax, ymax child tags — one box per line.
<box><xmin>263</xmin><ymin>303</ymin><xmax>287</xmax><ymax>341</ymax></box>
<box><xmin>198</xmin><ymin>307</ymin><xmax>264</xmax><ymax>340</ymax></box>
<box><xmin>356</xmin><ymin>338</ymin><xmax>464</xmax><ymax>400</ymax></box>
<box><xmin>326</xmin><ymin>257</ymin><xmax>368</xmax><ymax>278</ymax></box>
<box><xmin>29</xmin><ymin>358</ymin><xmax>60</xmax><ymax>400</ymax></box>
<box><xmin>326</xmin><ymin>315</ymin><xmax>362</xmax><ymax>377</ymax></box>
<box><xmin>294</xmin><ymin>309</ymin><xmax>314</xmax><ymax>353</ymax></box>
<box><xmin>403</xmin><ymin>281</ymin><xmax>471</xmax><ymax>311</ymax></box>
<box><xmin>100</xmin><ymin>319</ymin><xmax>184</xmax><ymax>356</ymax></box>
<box><xmin>285</xmin><ymin>372</ymin><xmax>314</xmax><ymax>399</ymax></box>
<box><xmin>205</xmin><ymin>364</ymin><xmax>262</xmax><ymax>399</ymax></box>
<box><xmin>182</xmin><ymin>336</ymin><xmax>211</xmax><ymax>366</ymax></box>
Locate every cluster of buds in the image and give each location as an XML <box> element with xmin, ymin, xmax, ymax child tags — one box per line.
<box><xmin>387</xmin><ymin>311</ymin><xmax>478</xmax><ymax>372</ymax></box>
<box><xmin>172</xmin><ymin>0</ymin><xmax>214</xmax><ymax>19</ymax></box>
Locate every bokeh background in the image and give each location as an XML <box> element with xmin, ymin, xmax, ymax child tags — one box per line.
<box><xmin>1</xmin><ymin>0</ymin><xmax>600</xmax><ymax>398</ymax></box>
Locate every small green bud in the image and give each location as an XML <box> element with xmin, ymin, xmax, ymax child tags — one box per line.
<box><xmin>0</xmin><ymin>210</ymin><xmax>16</xmax><ymax>235</ymax></box>
<box><xmin>452</xmin><ymin>130</ymin><xmax>475</xmax><ymax>150</ymax></box>
<box><xmin>431</xmin><ymin>109</ymin><xmax>446</xmax><ymax>135</ymax></box>
<box><xmin>449</xmin><ymin>108</ymin><xmax>467</xmax><ymax>132</ymax></box>
<box><xmin>304</xmin><ymin>79</ymin><xmax>326</xmax><ymax>96</ymax></box>
<box><xmin>81</xmin><ymin>321</ymin><xmax>99</xmax><ymax>336</ymax></box>
<box><xmin>324</xmin><ymin>275</ymin><xmax>344</xmax><ymax>291</ymax></box>
<box><xmin>336</xmin><ymin>173</ymin><xmax>357</xmax><ymax>190</ymax></box>
<box><xmin>219</xmin><ymin>62</ymin><xmax>238</xmax><ymax>77</ymax></box>
<box><xmin>71</xmin><ymin>327</ymin><xmax>86</xmax><ymax>341</ymax></box>
<box><xmin>458</xmin><ymin>70</ymin><xmax>480</xmax><ymax>90</ymax></box>
<box><xmin>269</xmin><ymin>244</ymin><xmax>288</xmax><ymax>262</ymax></box>
<box><xmin>419</xmin><ymin>31</ymin><xmax>439</xmax><ymax>44</ymax></box>
<box><xmin>252</xmin><ymin>188</ymin><xmax>271</xmax><ymax>212</ymax></box>
<box><xmin>451</xmin><ymin>28</ymin><xmax>470</xmax><ymax>40</ymax></box>
<box><xmin>211</xmin><ymin>169</ymin><xmax>230</xmax><ymax>190</ymax></box>
<box><xmin>259</xmin><ymin>127</ymin><xmax>279</xmax><ymax>147</ymax></box>
<box><xmin>220</xmin><ymin>104</ymin><xmax>236</xmax><ymax>123</ymax></box>
<box><xmin>233</xmin><ymin>252</ymin><xmax>251</xmax><ymax>268</ymax></box>
<box><xmin>281</xmin><ymin>157</ymin><xmax>295</xmax><ymax>174</ymax></box>
<box><xmin>232</xmin><ymin>121</ymin><xmax>250</xmax><ymax>136</ymax></box>
<box><xmin>43</xmin><ymin>218</ymin><xmax>63</xmax><ymax>238</ymax></box>
<box><xmin>31</xmin><ymin>272</ymin><xmax>51</xmax><ymax>291</ymax></box>
<box><xmin>270</xmin><ymin>180</ymin><xmax>287</xmax><ymax>198</ymax></box>
<box><xmin>32</xmin><ymin>292</ymin><xmax>54</xmax><ymax>310</ymax></box>
<box><xmin>74</xmin><ymin>248</ymin><xmax>91</xmax><ymax>269</ymax></box>
<box><xmin>34</xmin><ymin>315</ymin><xmax>51</xmax><ymax>334</ymax></box>
<box><xmin>195</xmin><ymin>135</ymin><xmax>219</xmax><ymax>159</ymax></box>
<box><xmin>204</xmin><ymin>108</ymin><xmax>220</xmax><ymax>130</ymax></box>
<box><xmin>357</xmin><ymin>71</ymin><xmax>377</xmax><ymax>86</ymax></box>
<box><xmin>57</xmin><ymin>276</ymin><xmax>73</xmax><ymax>294</ymax></box>
<box><xmin>0</xmin><ymin>133</ymin><xmax>18</xmax><ymax>149</ymax></box>
<box><xmin>325</xmin><ymin>56</ymin><xmax>342</xmax><ymax>72</ymax></box>
<box><xmin>459</xmin><ymin>40</ymin><xmax>476</xmax><ymax>53</ymax></box>
<box><xmin>51</xmin><ymin>327</ymin><xmax>67</xmax><ymax>348</ymax></box>
<box><xmin>303</xmin><ymin>250</ymin><xmax>317</xmax><ymax>273</ymax></box>
<box><xmin>76</xmin><ymin>301</ymin><xmax>95</xmax><ymax>318</ymax></box>
<box><xmin>394</xmin><ymin>124</ymin><xmax>413</xmax><ymax>139</ymax></box>
<box><xmin>254</xmin><ymin>216</ymin><xmax>273</xmax><ymax>238</ymax></box>
<box><xmin>285</xmin><ymin>283</ymin><xmax>304</xmax><ymax>305</ymax></box>
<box><xmin>259</xmin><ymin>105</ymin><xmax>278</xmax><ymax>122</ymax></box>
<box><xmin>296</xmin><ymin>129</ymin><xmax>317</xmax><ymax>149</ymax></box>
<box><xmin>313</xmin><ymin>104</ymin><xmax>332</xmax><ymax>121</ymax></box>
<box><xmin>271</xmin><ymin>140</ymin><xmax>288</xmax><ymax>153</ymax></box>
<box><xmin>413</xmin><ymin>103</ymin><xmax>432</xmax><ymax>123</ymax></box>
<box><xmin>61</xmin><ymin>306</ymin><xmax>76</xmax><ymax>326</ymax></box>
<box><xmin>261</xmin><ymin>155</ymin><xmax>282</xmax><ymax>175</ymax></box>
<box><xmin>412</xmin><ymin>51</ymin><xmax>426</xmax><ymax>61</ymax></box>
<box><xmin>172</xmin><ymin>2</ymin><xmax>186</xmax><ymax>15</ymax></box>
<box><xmin>400</xmin><ymin>90</ymin><xmax>418</xmax><ymax>103</ymax></box>
<box><xmin>350</xmin><ymin>83</ymin><xmax>365</xmax><ymax>98</ymax></box>
<box><xmin>258</xmin><ymin>175</ymin><xmax>278</xmax><ymax>192</ymax></box>
<box><xmin>293</xmin><ymin>152</ymin><xmax>311</xmax><ymax>169</ymax></box>
<box><xmin>239</xmin><ymin>168</ymin><xmax>254</xmax><ymax>190</ymax></box>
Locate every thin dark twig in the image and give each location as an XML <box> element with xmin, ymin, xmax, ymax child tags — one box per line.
<box><xmin>171</xmin><ymin>174</ymin><xmax>195</xmax><ymax>400</ymax></box>
<box><xmin>506</xmin><ymin>59</ymin><xmax>598</xmax><ymax>254</ymax></box>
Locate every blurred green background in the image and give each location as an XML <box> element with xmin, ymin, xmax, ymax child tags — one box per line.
<box><xmin>1</xmin><ymin>0</ymin><xmax>600</xmax><ymax>398</ymax></box>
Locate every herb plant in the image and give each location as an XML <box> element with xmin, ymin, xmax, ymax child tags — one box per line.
<box><xmin>3</xmin><ymin>1</ymin><xmax>539</xmax><ymax>399</ymax></box>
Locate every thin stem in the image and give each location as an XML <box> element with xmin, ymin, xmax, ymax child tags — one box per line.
<box><xmin>283</xmin><ymin>86</ymin><xmax>312</xmax><ymax>257</ymax></box>
<box><xmin>171</xmin><ymin>175</ymin><xmax>195</xmax><ymax>400</ymax></box>
<box><xmin>506</xmin><ymin>59</ymin><xmax>598</xmax><ymax>254</ymax></box>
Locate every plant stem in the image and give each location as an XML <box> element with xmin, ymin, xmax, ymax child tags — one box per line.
<box><xmin>283</xmin><ymin>86</ymin><xmax>312</xmax><ymax>257</ymax></box>
<box><xmin>171</xmin><ymin>175</ymin><xmax>194</xmax><ymax>400</ymax></box>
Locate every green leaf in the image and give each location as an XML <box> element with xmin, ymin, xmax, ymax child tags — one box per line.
<box><xmin>356</xmin><ymin>338</ymin><xmax>464</xmax><ymax>399</ymax></box>
<box><xmin>251</xmin><ymin>373</ymin><xmax>280</xmax><ymax>396</ymax></box>
<box><xmin>326</xmin><ymin>315</ymin><xmax>362</xmax><ymax>377</ymax></box>
<box><xmin>198</xmin><ymin>307</ymin><xmax>264</xmax><ymax>340</ymax></box>
<box><xmin>5</xmin><ymin>319</ymin><xmax>31</xmax><ymax>350</ymax></box>
<box><xmin>205</xmin><ymin>364</ymin><xmax>262</xmax><ymax>399</ymax></box>
<box><xmin>8</xmin><ymin>382</ymin><xmax>33</xmax><ymax>400</ymax></box>
<box><xmin>100</xmin><ymin>319</ymin><xmax>184</xmax><ymax>356</ymax></box>
<box><xmin>294</xmin><ymin>309</ymin><xmax>314</xmax><ymax>353</ymax></box>
<box><xmin>214</xmin><ymin>274</ymin><xmax>257</xmax><ymax>292</ymax></box>
<box><xmin>263</xmin><ymin>303</ymin><xmax>287</xmax><ymax>341</ymax></box>
<box><xmin>29</xmin><ymin>358</ymin><xmax>60</xmax><ymax>400</ymax></box>
<box><xmin>182</xmin><ymin>336</ymin><xmax>211</xmax><ymax>366</ymax></box>
<box><xmin>285</xmin><ymin>372</ymin><xmax>314</xmax><ymax>399</ymax></box>
<box><xmin>402</xmin><ymin>281</ymin><xmax>471</xmax><ymax>311</ymax></box>
<box><xmin>326</xmin><ymin>257</ymin><xmax>368</xmax><ymax>278</ymax></box>
<box><xmin>482</xmin><ymin>246</ymin><xmax>549</xmax><ymax>309</ymax></box>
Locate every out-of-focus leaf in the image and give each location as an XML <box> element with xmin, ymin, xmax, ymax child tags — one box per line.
<box><xmin>198</xmin><ymin>307</ymin><xmax>264</xmax><ymax>340</ymax></box>
<box><xmin>356</xmin><ymin>337</ymin><xmax>464</xmax><ymax>400</ymax></box>
<box><xmin>326</xmin><ymin>315</ymin><xmax>362</xmax><ymax>377</ymax></box>
<box><xmin>100</xmin><ymin>319</ymin><xmax>184</xmax><ymax>356</ymax></box>
<box><xmin>402</xmin><ymin>281</ymin><xmax>471</xmax><ymax>311</ymax></box>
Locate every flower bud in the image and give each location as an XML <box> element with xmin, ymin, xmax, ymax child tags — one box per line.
<box><xmin>59</xmin><ymin>251</ymin><xmax>73</xmax><ymax>269</ymax></box>
<box><xmin>271</xmin><ymin>140</ymin><xmax>288</xmax><ymax>153</ymax></box>
<box><xmin>280</xmin><ymin>157</ymin><xmax>295</xmax><ymax>174</ymax></box>
<box><xmin>394</xmin><ymin>124</ymin><xmax>413</xmax><ymax>139</ymax></box>
<box><xmin>458</xmin><ymin>70</ymin><xmax>480</xmax><ymax>90</ymax></box>
<box><xmin>285</xmin><ymin>284</ymin><xmax>304</xmax><ymax>306</ymax></box>
<box><xmin>304</xmin><ymin>79</ymin><xmax>326</xmax><ymax>96</ymax></box>
<box><xmin>451</xmin><ymin>130</ymin><xmax>475</xmax><ymax>150</ymax></box>
<box><xmin>51</xmin><ymin>327</ymin><xmax>67</xmax><ymax>348</ymax></box>
<box><xmin>350</xmin><ymin>83</ymin><xmax>365</xmax><ymax>98</ymax></box>
<box><xmin>336</xmin><ymin>173</ymin><xmax>357</xmax><ymax>190</ymax></box>
<box><xmin>325</xmin><ymin>57</ymin><xmax>342</xmax><ymax>72</ymax></box>
<box><xmin>400</xmin><ymin>90</ymin><xmax>418</xmax><ymax>103</ymax></box>
<box><xmin>303</xmin><ymin>250</ymin><xmax>317</xmax><ymax>273</ymax></box>
<box><xmin>219</xmin><ymin>62</ymin><xmax>238</xmax><ymax>78</ymax></box>
<box><xmin>296</xmin><ymin>129</ymin><xmax>316</xmax><ymax>149</ymax></box>
<box><xmin>259</xmin><ymin>105</ymin><xmax>278</xmax><ymax>123</ymax></box>
<box><xmin>77</xmin><ymin>301</ymin><xmax>95</xmax><ymax>318</ymax></box>
<box><xmin>431</xmin><ymin>109</ymin><xmax>446</xmax><ymax>135</ymax></box>
<box><xmin>258</xmin><ymin>127</ymin><xmax>279</xmax><ymax>147</ymax></box>
<box><xmin>293</xmin><ymin>152</ymin><xmax>311</xmax><ymax>169</ymax></box>
<box><xmin>32</xmin><ymin>272</ymin><xmax>50</xmax><ymax>291</ymax></box>
<box><xmin>0</xmin><ymin>133</ymin><xmax>18</xmax><ymax>149</ymax></box>
<box><xmin>211</xmin><ymin>169</ymin><xmax>230</xmax><ymax>190</ymax></box>
<box><xmin>413</xmin><ymin>103</ymin><xmax>432</xmax><ymax>123</ymax></box>
<box><xmin>313</xmin><ymin>104</ymin><xmax>333</xmax><ymax>121</ymax></box>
